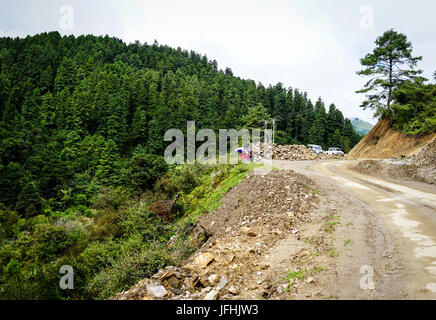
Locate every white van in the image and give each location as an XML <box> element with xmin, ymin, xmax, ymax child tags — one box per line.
<box><xmin>326</xmin><ymin>147</ymin><xmax>344</xmax><ymax>156</ymax></box>
<box><xmin>307</xmin><ymin>144</ymin><xmax>324</xmax><ymax>154</ymax></box>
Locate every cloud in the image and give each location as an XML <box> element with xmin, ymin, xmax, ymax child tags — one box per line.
<box><xmin>2</xmin><ymin>0</ymin><xmax>436</xmax><ymax>124</ymax></box>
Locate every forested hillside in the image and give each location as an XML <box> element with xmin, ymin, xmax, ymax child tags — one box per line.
<box><xmin>0</xmin><ymin>32</ymin><xmax>361</xmax><ymax>299</ymax></box>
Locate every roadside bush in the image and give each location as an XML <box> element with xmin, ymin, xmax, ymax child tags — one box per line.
<box><xmin>121</xmin><ymin>200</ymin><xmax>169</xmax><ymax>241</ymax></box>
<box><xmin>0</xmin><ymin>208</ymin><xmax>24</xmax><ymax>240</ymax></box>
<box><xmin>156</xmin><ymin>162</ymin><xmax>212</xmax><ymax>197</ymax></box>
<box><xmin>87</xmin><ymin>240</ymin><xmax>172</xmax><ymax>299</ymax></box>
<box><xmin>91</xmin><ymin>187</ymin><xmax>129</xmax><ymax>210</ymax></box>
<box><xmin>89</xmin><ymin>209</ymin><xmax>126</xmax><ymax>241</ymax></box>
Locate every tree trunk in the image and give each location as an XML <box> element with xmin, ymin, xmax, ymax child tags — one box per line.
<box><xmin>387</xmin><ymin>59</ymin><xmax>394</xmax><ymax>118</ymax></box>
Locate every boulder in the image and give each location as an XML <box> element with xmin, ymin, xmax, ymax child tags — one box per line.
<box><xmin>194</xmin><ymin>252</ymin><xmax>214</xmax><ymax>268</ymax></box>
<box><xmin>204</xmin><ymin>290</ymin><xmax>219</xmax><ymax>300</ymax></box>
<box><xmin>146</xmin><ymin>283</ymin><xmax>168</xmax><ymax>298</ymax></box>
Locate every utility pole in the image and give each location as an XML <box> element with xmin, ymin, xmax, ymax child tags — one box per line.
<box><xmin>262</xmin><ymin>119</ymin><xmax>276</xmax><ymax>144</ymax></box>
<box><xmin>272</xmin><ymin>119</ymin><xmax>276</xmax><ymax>145</ymax></box>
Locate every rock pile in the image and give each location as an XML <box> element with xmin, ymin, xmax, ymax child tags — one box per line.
<box><xmin>413</xmin><ymin>138</ymin><xmax>436</xmax><ymax>168</ymax></box>
<box><xmin>112</xmin><ymin>169</ymin><xmax>319</xmax><ymax>300</ymax></box>
<box><xmin>111</xmin><ymin>266</ymin><xmax>204</xmax><ymax>300</ymax></box>
<box><xmin>354</xmin><ymin>138</ymin><xmax>436</xmax><ymax>184</ymax></box>
<box><xmin>251</xmin><ymin>143</ymin><xmax>326</xmax><ymax>161</ymax></box>
<box><xmin>110</xmin><ymin>263</ymin><xmax>233</xmax><ymax>300</ymax></box>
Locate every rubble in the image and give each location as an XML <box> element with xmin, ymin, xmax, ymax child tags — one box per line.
<box><xmin>216</xmin><ymin>277</ymin><xmax>228</xmax><ymax>290</ymax></box>
<box><xmin>112</xmin><ymin>169</ymin><xmax>319</xmax><ymax>301</ymax></box>
<box><xmin>354</xmin><ymin>138</ymin><xmax>436</xmax><ymax>184</ymax></box>
<box><xmin>204</xmin><ymin>290</ymin><xmax>219</xmax><ymax>300</ymax></box>
<box><xmin>251</xmin><ymin>142</ymin><xmax>332</xmax><ymax>161</ymax></box>
<box><xmin>146</xmin><ymin>283</ymin><xmax>168</xmax><ymax>298</ymax></box>
<box><xmin>194</xmin><ymin>252</ymin><xmax>214</xmax><ymax>268</ymax></box>
<box><xmin>208</xmin><ymin>274</ymin><xmax>219</xmax><ymax>285</ymax></box>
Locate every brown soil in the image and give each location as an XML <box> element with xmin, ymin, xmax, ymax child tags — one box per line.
<box><xmin>348</xmin><ymin>118</ymin><xmax>436</xmax><ymax>159</ymax></box>
<box><xmin>112</xmin><ymin>169</ymin><xmax>341</xmax><ymax>300</ymax></box>
<box><xmin>353</xmin><ymin>139</ymin><xmax>436</xmax><ymax>185</ymax></box>
<box><xmin>113</xmin><ymin>158</ymin><xmax>436</xmax><ymax>301</ymax></box>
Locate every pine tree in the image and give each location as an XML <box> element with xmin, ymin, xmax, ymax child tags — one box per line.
<box><xmin>242</xmin><ymin>103</ymin><xmax>270</xmax><ymax>130</ymax></box>
<box><xmin>356</xmin><ymin>29</ymin><xmax>423</xmax><ymax>118</ymax></box>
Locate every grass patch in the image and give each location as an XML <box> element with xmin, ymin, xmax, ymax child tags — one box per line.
<box><xmin>184</xmin><ymin>162</ymin><xmax>261</xmax><ymax>221</ymax></box>
<box><xmin>344</xmin><ymin>239</ymin><xmax>351</xmax><ymax>247</ymax></box>
<box><xmin>284</xmin><ymin>268</ymin><xmax>307</xmax><ymax>281</ymax></box>
<box><xmin>313</xmin><ymin>266</ymin><xmax>324</xmax><ymax>274</ymax></box>
<box><xmin>283</xmin><ymin>268</ymin><xmax>307</xmax><ymax>292</ymax></box>
<box><xmin>325</xmin><ymin>215</ymin><xmax>341</xmax><ymax>232</ymax></box>
<box><xmin>328</xmin><ymin>248</ymin><xmax>339</xmax><ymax>258</ymax></box>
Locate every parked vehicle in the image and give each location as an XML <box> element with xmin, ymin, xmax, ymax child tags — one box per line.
<box><xmin>326</xmin><ymin>147</ymin><xmax>344</xmax><ymax>156</ymax></box>
<box><xmin>307</xmin><ymin>144</ymin><xmax>324</xmax><ymax>154</ymax></box>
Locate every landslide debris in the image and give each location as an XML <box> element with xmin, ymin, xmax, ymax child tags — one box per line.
<box><xmin>111</xmin><ymin>169</ymin><xmax>320</xmax><ymax>300</ymax></box>
<box><xmin>251</xmin><ymin>143</ymin><xmax>336</xmax><ymax>161</ymax></box>
<box><xmin>353</xmin><ymin>138</ymin><xmax>436</xmax><ymax>184</ymax></box>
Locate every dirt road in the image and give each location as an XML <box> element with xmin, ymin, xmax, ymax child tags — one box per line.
<box><xmin>274</xmin><ymin>159</ymin><xmax>436</xmax><ymax>299</ymax></box>
<box><xmin>115</xmin><ymin>159</ymin><xmax>436</xmax><ymax>301</ymax></box>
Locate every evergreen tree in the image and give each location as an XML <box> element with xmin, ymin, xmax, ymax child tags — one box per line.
<box><xmin>242</xmin><ymin>103</ymin><xmax>270</xmax><ymax>130</ymax></box>
<box><xmin>356</xmin><ymin>29</ymin><xmax>423</xmax><ymax>118</ymax></box>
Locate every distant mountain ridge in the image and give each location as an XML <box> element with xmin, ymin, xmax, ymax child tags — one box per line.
<box><xmin>350</xmin><ymin>117</ymin><xmax>374</xmax><ymax>135</ymax></box>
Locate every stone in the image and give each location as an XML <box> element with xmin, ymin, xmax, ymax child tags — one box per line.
<box><xmin>201</xmin><ymin>286</ymin><xmax>212</xmax><ymax>293</ymax></box>
<box><xmin>228</xmin><ymin>286</ymin><xmax>239</xmax><ymax>295</ymax></box>
<box><xmin>204</xmin><ymin>290</ymin><xmax>219</xmax><ymax>300</ymax></box>
<box><xmin>146</xmin><ymin>283</ymin><xmax>168</xmax><ymax>298</ymax></box>
<box><xmin>208</xmin><ymin>274</ymin><xmax>219</xmax><ymax>285</ymax></box>
<box><xmin>241</xmin><ymin>226</ymin><xmax>256</xmax><ymax>237</ymax></box>
<box><xmin>306</xmin><ymin>277</ymin><xmax>315</xmax><ymax>284</ymax></box>
<box><xmin>216</xmin><ymin>276</ymin><xmax>228</xmax><ymax>290</ymax></box>
<box><xmin>241</xmin><ymin>226</ymin><xmax>251</xmax><ymax>234</ymax></box>
<box><xmin>183</xmin><ymin>277</ymin><xmax>195</xmax><ymax>290</ymax></box>
<box><xmin>229</xmin><ymin>263</ymin><xmax>239</xmax><ymax>270</ymax></box>
<box><xmin>259</xmin><ymin>262</ymin><xmax>270</xmax><ymax>270</ymax></box>
<box><xmin>194</xmin><ymin>252</ymin><xmax>214</xmax><ymax>268</ymax></box>
<box><xmin>166</xmin><ymin>276</ymin><xmax>181</xmax><ymax>289</ymax></box>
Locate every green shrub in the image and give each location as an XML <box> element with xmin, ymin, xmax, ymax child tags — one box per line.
<box><xmin>91</xmin><ymin>187</ymin><xmax>129</xmax><ymax>210</ymax></box>
<box><xmin>0</xmin><ymin>208</ymin><xmax>24</xmax><ymax>240</ymax></box>
<box><xmin>156</xmin><ymin>162</ymin><xmax>212</xmax><ymax>196</ymax></box>
<box><xmin>391</xmin><ymin>81</ymin><xmax>436</xmax><ymax>135</ymax></box>
<box><xmin>128</xmin><ymin>153</ymin><xmax>168</xmax><ymax>191</ymax></box>
<box><xmin>87</xmin><ymin>241</ymin><xmax>172</xmax><ymax>299</ymax></box>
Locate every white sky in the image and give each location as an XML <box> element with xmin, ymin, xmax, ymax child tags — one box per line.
<box><xmin>2</xmin><ymin>0</ymin><xmax>436</xmax><ymax>125</ymax></box>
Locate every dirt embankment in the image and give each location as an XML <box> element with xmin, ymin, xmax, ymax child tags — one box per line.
<box><xmin>348</xmin><ymin>118</ymin><xmax>436</xmax><ymax>159</ymax></box>
<box><xmin>353</xmin><ymin>139</ymin><xmax>436</xmax><ymax>184</ymax></box>
<box><xmin>112</xmin><ymin>169</ymin><xmax>339</xmax><ymax>300</ymax></box>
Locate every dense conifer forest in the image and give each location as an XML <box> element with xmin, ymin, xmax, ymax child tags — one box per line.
<box><xmin>0</xmin><ymin>32</ymin><xmax>362</xmax><ymax>299</ymax></box>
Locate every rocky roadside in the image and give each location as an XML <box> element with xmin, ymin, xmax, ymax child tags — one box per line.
<box><xmin>251</xmin><ymin>143</ymin><xmax>340</xmax><ymax>161</ymax></box>
<box><xmin>353</xmin><ymin>138</ymin><xmax>436</xmax><ymax>184</ymax></box>
<box><xmin>111</xmin><ymin>169</ymin><xmax>338</xmax><ymax>300</ymax></box>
